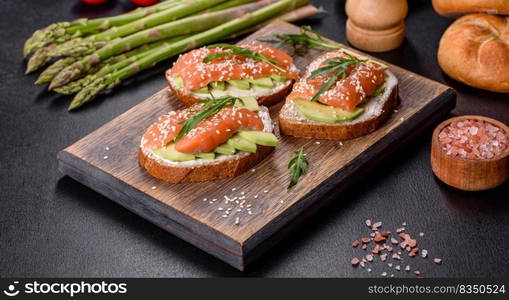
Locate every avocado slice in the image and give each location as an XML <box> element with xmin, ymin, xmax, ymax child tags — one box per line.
<box><xmin>227</xmin><ymin>134</ymin><xmax>257</xmax><ymax>153</ymax></box>
<box><xmin>196</xmin><ymin>152</ymin><xmax>215</xmax><ymax>160</ymax></box>
<box><xmin>210</xmin><ymin>81</ymin><xmax>226</xmax><ymax>91</ymax></box>
<box><xmin>270</xmin><ymin>73</ymin><xmax>287</xmax><ymax>82</ymax></box>
<box><xmin>214</xmin><ymin>143</ymin><xmax>236</xmax><ymax>155</ymax></box>
<box><xmin>192</xmin><ymin>86</ymin><xmax>209</xmax><ymax>94</ymax></box>
<box><xmin>234</xmin><ymin>96</ymin><xmax>259</xmax><ymax>112</ymax></box>
<box><xmin>227</xmin><ymin>79</ymin><xmax>251</xmax><ymax>90</ymax></box>
<box><xmin>248</xmin><ymin>77</ymin><xmax>274</xmax><ymax>89</ymax></box>
<box><xmin>173</xmin><ymin>76</ymin><xmax>184</xmax><ymax>89</ymax></box>
<box><xmin>238</xmin><ymin>131</ymin><xmax>279</xmax><ymax>147</ymax></box>
<box><xmin>153</xmin><ymin>144</ymin><xmax>195</xmax><ymax>162</ymax></box>
<box><xmin>292</xmin><ymin>99</ymin><xmax>364</xmax><ymax>124</ymax></box>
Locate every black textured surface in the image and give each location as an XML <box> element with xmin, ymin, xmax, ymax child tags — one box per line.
<box><xmin>1</xmin><ymin>0</ymin><xmax>508</xmax><ymax>277</ymax></box>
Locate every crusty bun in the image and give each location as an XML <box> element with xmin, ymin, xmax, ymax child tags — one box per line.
<box><xmin>279</xmin><ymin>70</ymin><xmax>399</xmax><ymax>140</ymax></box>
<box><xmin>438</xmin><ymin>14</ymin><xmax>509</xmax><ymax>93</ymax></box>
<box><xmin>432</xmin><ymin>0</ymin><xmax>509</xmax><ymax>17</ymax></box>
<box><xmin>139</xmin><ymin>107</ymin><xmax>275</xmax><ymax>183</ymax></box>
<box><xmin>166</xmin><ymin>69</ymin><xmax>294</xmax><ymax>107</ymax></box>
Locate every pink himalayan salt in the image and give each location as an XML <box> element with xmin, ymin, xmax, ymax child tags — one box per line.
<box><xmin>438</xmin><ymin>119</ymin><xmax>507</xmax><ymax>160</ymax></box>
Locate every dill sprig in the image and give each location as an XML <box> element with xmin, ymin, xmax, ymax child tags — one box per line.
<box><xmin>308</xmin><ymin>53</ymin><xmax>365</xmax><ymax>102</ymax></box>
<box><xmin>261</xmin><ymin>25</ymin><xmax>341</xmax><ymax>56</ymax></box>
<box><xmin>288</xmin><ymin>147</ymin><xmax>309</xmax><ymax>189</ymax></box>
<box><xmin>174</xmin><ymin>96</ymin><xmax>242</xmax><ymax>142</ymax></box>
<box><xmin>203</xmin><ymin>43</ymin><xmax>285</xmax><ymax>72</ymax></box>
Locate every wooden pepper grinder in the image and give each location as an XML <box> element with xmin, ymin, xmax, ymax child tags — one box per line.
<box><xmin>345</xmin><ymin>0</ymin><xmax>408</xmax><ymax>52</ymax></box>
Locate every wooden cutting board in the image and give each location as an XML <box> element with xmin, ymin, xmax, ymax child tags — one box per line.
<box><xmin>57</xmin><ymin>20</ymin><xmax>456</xmax><ymax>271</ymax></box>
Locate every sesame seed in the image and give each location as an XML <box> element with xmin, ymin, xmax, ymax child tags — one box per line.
<box><xmin>103</xmin><ymin>156</ymin><xmax>108</xmax><ymax>160</ymax></box>
<box><xmin>151</xmin><ymin>186</ymin><xmax>157</xmax><ymax>190</ymax></box>
<box><xmin>315</xmin><ymin>141</ymin><xmax>320</xmax><ymax>145</ymax></box>
<box><xmin>263</xmin><ymin>190</ymin><xmax>268</xmax><ymax>193</ymax></box>
<box><xmin>105</xmin><ymin>147</ymin><xmax>110</xmax><ymax>151</ymax></box>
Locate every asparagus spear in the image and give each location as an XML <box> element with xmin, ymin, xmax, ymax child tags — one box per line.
<box><xmin>24</xmin><ymin>0</ymin><xmax>181</xmax><ymax>56</ymax></box>
<box><xmin>35</xmin><ymin>57</ymin><xmax>77</xmax><ymax>85</ymax></box>
<box><xmin>25</xmin><ymin>39</ymin><xmax>109</xmax><ymax>74</ymax></box>
<box><xmin>89</xmin><ymin>0</ymin><xmax>228</xmax><ymax>42</ymax></box>
<box><xmin>50</xmin><ymin>0</ymin><xmax>278</xmax><ymax>89</ymax></box>
<box><xmin>26</xmin><ymin>0</ymin><xmax>259</xmax><ymax>73</ymax></box>
<box><xmin>70</xmin><ymin>0</ymin><xmax>309</xmax><ymax>110</ymax></box>
<box><xmin>55</xmin><ymin>38</ymin><xmax>179</xmax><ymax>94</ymax></box>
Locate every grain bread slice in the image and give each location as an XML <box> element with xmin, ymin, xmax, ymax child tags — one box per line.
<box><xmin>139</xmin><ymin>107</ymin><xmax>275</xmax><ymax>183</ymax></box>
<box><xmin>279</xmin><ymin>70</ymin><xmax>399</xmax><ymax>140</ymax></box>
<box><xmin>166</xmin><ymin>69</ymin><xmax>296</xmax><ymax>107</ymax></box>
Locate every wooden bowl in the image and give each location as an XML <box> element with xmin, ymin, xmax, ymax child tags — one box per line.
<box><xmin>431</xmin><ymin>115</ymin><xmax>509</xmax><ymax>191</ymax></box>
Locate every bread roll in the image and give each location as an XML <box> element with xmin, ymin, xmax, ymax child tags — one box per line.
<box><xmin>437</xmin><ymin>14</ymin><xmax>509</xmax><ymax>93</ymax></box>
<box><xmin>432</xmin><ymin>0</ymin><xmax>509</xmax><ymax>17</ymax></box>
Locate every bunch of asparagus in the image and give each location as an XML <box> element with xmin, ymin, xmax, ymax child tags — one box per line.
<box><xmin>24</xmin><ymin>0</ymin><xmax>318</xmax><ymax>111</ymax></box>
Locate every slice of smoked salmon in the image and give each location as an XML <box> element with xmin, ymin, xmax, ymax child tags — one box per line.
<box><xmin>288</xmin><ymin>51</ymin><xmax>386</xmax><ymax>112</ymax></box>
<box><xmin>170</xmin><ymin>44</ymin><xmax>299</xmax><ymax>93</ymax></box>
<box><xmin>175</xmin><ymin>107</ymin><xmax>263</xmax><ymax>154</ymax></box>
<box><xmin>141</xmin><ymin>105</ymin><xmax>264</xmax><ymax>154</ymax></box>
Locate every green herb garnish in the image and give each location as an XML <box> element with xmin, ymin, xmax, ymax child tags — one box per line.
<box><xmin>174</xmin><ymin>96</ymin><xmax>242</xmax><ymax>142</ymax></box>
<box><xmin>288</xmin><ymin>147</ymin><xmax>309</xmax><ymax>189</ymax></box>
<box><xmin>261</xmin><ymin>25</ymin><xmax>342</xmax><ymax>56</ymax></box>
<box><xmin>308</xmin><ymin>53</ymin><xmax>366</xmax><ymax>102</ymax></box>
<box><xmin>204</xmin><ymin>43</ymin><xmax>285</xmax><ymax>72</ymax></box>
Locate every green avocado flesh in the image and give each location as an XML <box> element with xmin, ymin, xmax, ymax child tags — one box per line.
<box><xmin>153</xmin><ymin>144</ymin><xmax>195</xmax><ymax>162</ymax></box>
<box><xmin>234</xmin><ymin>96</ymin><xmax>259</xmax><ymax>112</ymax></box>
<box><xmin>154</xmin><ymin>131</ymin><xmax>278</xmax><ymax>162</ymax></box>
<box><xmin>292</xmin><ymin>99</ymin><xmax>364</xmax><ymax>124</ymax></box>
<box><xmin>196</xmin><ymin>152</ymin><xmax>215</xmax><ymax>160</ymax></box>
<box><xmin>227</xmin><ymin>79</ymin><xmax>251</xmax><ymax>90</ymax></box>
<box><xmin>248</xmin><ymin>77</ymin><xmax>274</xmax><ymax>88</ymax></box>
<box><xmin>227</xmin><ymin>134</ymin><xmax>257</xmax><ymax>153</ymax></box>
<box><xmin>214</xmin><ymin>143</ymin><xmax>236</xmax><ymax>155</ymax></box>
<box><xmin>238</xmin><ymin>130</ymin><xmax>279</xmax><ymax>147</ymax></box>
<box><xmin>172</xmin><ymin>75</ymin><xmax>286</xmax><ymax>95</ymax></box>
<box><xmin>210</xmin><ymin>81</ymin><xmax>226</xmax><ymax>91</ymax></box>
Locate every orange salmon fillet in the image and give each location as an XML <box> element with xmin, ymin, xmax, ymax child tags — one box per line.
<box><xmin>142</xmin><ymin>105</ymin><xmax>264</xmax><ymax>154</ymax></box>
<box><xmin>288</xmin><ymin>51</ymin><xmax>386</xmax><ymax>111</ymax></box>
<box><xmin>170</xmin><ymin>44</ymin><xmax>299</xmax><ymax>93</ymax></box>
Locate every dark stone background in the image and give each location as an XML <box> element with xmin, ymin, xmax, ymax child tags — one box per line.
<box><xmin>1</xmin><ymin>0</ymin><xmax>508</xmax><ymax>277</ymax></box>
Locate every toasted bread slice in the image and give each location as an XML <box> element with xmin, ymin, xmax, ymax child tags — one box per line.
<box><xmin>166</xmin><ymin>70</ymin><xmax>295</xmax><ymax>107</ymax></box>
<box><xmin>279</xmin><ymin>70</ymin><xmax>399</xmax><ymax>140</ymax></box>
<box><xmin>139</xmin><ymin>107</ymin><xmax>275</xmax><ymax>183</ymax></box>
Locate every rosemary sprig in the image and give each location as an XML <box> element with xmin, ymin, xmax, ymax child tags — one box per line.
<box><xmin>288</xmin><ymin>147</ymin><xmax>309</xmax><ymax>189</ymax></box>
<box><xmin>203</xmin><ymin>43</ymin><xmax>285</xmax><ymax>72</ymax></box>
<box><xmin>261</xmin><ymin>25</ymin><xmax>341</xmax><ymax>56</ymax></box>
<box><xmin>308</xmin><ymin>53</ymin><xmax>365</xmax><ymax>102</ymax></box>
<box><xmin>174</xmin><ymin>96</ymin><xmax>242</xmax><ymax>142</ymax></box>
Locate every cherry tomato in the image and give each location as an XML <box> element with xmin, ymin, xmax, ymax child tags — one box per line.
<box><xmin>131</xmin><ymin>0</ymin><xmax>160</xmax><ymax>6</ymax></box>
<box><xmin>81</xmin><ymin>0</ymin><xmax>108</xmax><ymax>4</ymax></box>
